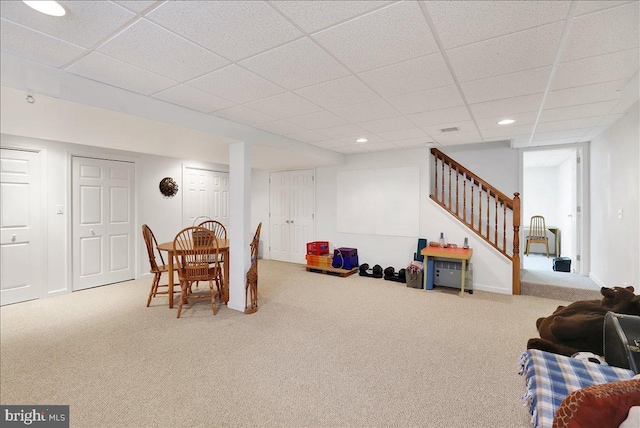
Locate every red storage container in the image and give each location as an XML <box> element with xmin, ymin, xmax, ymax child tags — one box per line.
<box><xmin>306</xmin><ymin>241</ymin><xmax>329</xmax><ymax>255</ymax></box>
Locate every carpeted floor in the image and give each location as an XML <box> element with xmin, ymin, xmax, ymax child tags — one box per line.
<box><xmin>1</xmin><ymin>260</ymin><xmax>573</xmax><ymax>428</ymax></box>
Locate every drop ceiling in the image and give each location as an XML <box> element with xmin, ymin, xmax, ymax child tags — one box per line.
<box><xmin>1</xmin><ymin>0</ymin><xmax>638</xmax><ymax>155</ymax></box>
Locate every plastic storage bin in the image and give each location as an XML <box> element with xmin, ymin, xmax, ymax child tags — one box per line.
<box><xmin>306</xmin><ymin>254</ymin><xmax>333</xmax><ymax>267</ymax></box>
<box><xmin>307</xmin><ymin>241</ymin><xmax>329</xmax><ymax>255</ymax></box>
<box><xmin>332</xmin><ymin>248</ymin><xmax>359</xmax><ymax>270</ymax></box>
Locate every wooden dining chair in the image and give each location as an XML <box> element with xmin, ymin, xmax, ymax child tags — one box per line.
<box><xmin>142</xmin><ymin>224</ymin><xmax>179</xmax><ymax>307</ymax></box>
<box><xmin>526</xmin><ymin>215</ymin><xmax>550</xmax><ymax>257</ymax></box>
<box><xmin>173</xmin><ymin>227</ymin><xmax>222</xmax><ymax>318</ymax></box>
<box><xmin>245</xmin><ymin>222</ymin><xmax>262</xmax><ymax>314</ymax></box>
<box><xmin>197</xmin><ymin>219</ymin><xmax>226</xmax><ymax>284</ymax></box>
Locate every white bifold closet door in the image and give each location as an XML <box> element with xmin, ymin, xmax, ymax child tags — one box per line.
<box><xmin>269</xmin><ymin>169</ymin><xmax>315</xmax><ymax>264</ymax></box>
<box><xmin>182</xmin><ymin>166</ymin><xmax>229</xmax><ymax>228</ymax></box>
<box><xmin>72</xmin><ymin>157</ymin><xmax>135</xmax><ymax>291</ymax></box>
<box><xmin>0</xmin><ymin>148</ymin><xmax>42</xmax><ymax>305</ymax></box>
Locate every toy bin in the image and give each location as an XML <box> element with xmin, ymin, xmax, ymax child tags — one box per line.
<box><xmin>332</xmin><ymin>248</ymin><xmax>359</xmax><ymax>270</ymax></box>
<box><xmin>306</xmin><ymin>241</ymin><xmax>329</xmax><ymax>255</ymax></box>
<box><xmin>306</xmin><ymin>254</ymin><xmax>333</xmax><ymax>267</ymax></box>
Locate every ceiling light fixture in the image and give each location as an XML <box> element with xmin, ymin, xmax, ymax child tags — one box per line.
<box><xmin>26</xmin><ymin>94</ymin><xmax>35</xmax><ymax>104</ymax></box>
<box><xmin>23</xmin><ymin>1</ymin><xmax>66</xmax><ymax>17</ymax></box>
<box><xmin>356</xmin><ymin>138</ymin><xmax>368</xmax><ymax>143</ymax></box>
<box><xmin>497</xmin><ymin>119</ymin><xmax>516</xmax><ymax>125</ymax></box>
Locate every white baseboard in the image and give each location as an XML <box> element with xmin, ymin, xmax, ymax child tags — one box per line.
<box><xmin>588</xmin><ymin>273</ymin><xmax>606</xmax><ymax>288</ymax></box>
<box><xmin>227</xmin><ymin>302</ymin><xmax>246</xmax><ymax>312</ymax></box>
<box><xmin>473</xmin><ymin>283</ymin><xmax>512</xmax><ymax>295</ymax></box>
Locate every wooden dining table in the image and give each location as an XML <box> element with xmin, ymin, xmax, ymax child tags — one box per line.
<box><xmin>157</xmin><ymin>239</ymin><xmax>230</xmax><ymax>309</ymax></box>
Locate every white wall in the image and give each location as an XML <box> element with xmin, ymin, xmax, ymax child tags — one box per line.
<box><xmin>0</xmin><ymin>133</ymin><xmax>230</xmax><ymax>297</ymax></box>
<box><xmin>523</xmin><ymin>167</ymin><xmax>559</xmax><ymax>226</ymax></box>
<box><xmin>590</xmin><ymin>101</ymin><xmax>640</xmax><ymax>287</ymax></box>
<box><xmin>556</xmin><ymin>155</ymin><xmax>574</xmax><ymax>258</ymax></box>
<box><xmin>315</xmin><ymin>146</ymin><xmax>514</xmax><ymax>294</ymax></box>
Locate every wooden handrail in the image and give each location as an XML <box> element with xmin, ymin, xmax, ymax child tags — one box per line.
<box><xmin>430</xmin><ymin>148</ymin><xmax>521</xmax><ymax>295</ymax></box>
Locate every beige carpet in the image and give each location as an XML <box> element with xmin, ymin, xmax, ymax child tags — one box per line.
<box><xmin>1</xmin><ymin>260</ymin><xmax>572</xmax><ymax>428</ymax></box>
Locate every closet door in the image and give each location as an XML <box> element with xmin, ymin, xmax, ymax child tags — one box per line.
<box><xmin>0</xmin><ymin>149</ymin><xmax>42</xmax><ymax>305</ymax></box>
<box><xmin>182</xmin><ymin>166</ymin><xmax>229</xmax><ymax>228</ymax></box>
<box><xmin>269</xmin><ymin>169</ymin><xmax>315</xmax><ymax>264</ymax></box>
<box><xmin>72</xmin><ymin>157</ymin><xmax>135</xmax><ymax>291</ymax></box>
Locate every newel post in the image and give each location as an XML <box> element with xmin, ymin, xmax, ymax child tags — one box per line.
<box><xmin>512</xmin><ymin>192</ymin><xmax>521</xmax><ymax>295</ymax></box>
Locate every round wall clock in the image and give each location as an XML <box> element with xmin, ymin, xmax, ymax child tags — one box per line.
<box><xmin>159</xmin><ymin>177</ymin><xmax>178</xmax><ymax>198</ymax></box>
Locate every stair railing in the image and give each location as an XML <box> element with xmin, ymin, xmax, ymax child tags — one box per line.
<box><xmin>430</xmin><ymin>148</ymin><xmax>521</xmax><ymax>294</ymax></box>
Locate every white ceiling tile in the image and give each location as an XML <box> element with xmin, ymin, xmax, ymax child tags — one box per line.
<box><xmin>213</xmin><ymin>105</ymin><xmax>276</xmax><ymax>125</ymax></box>
<box><xmin>539</xmin><ymin>100</ymin><xmax>619</xmax><ymax>122</ymax></box>
<box><xmin>535</xmin><ymin>117</ymin><xmax>603</xmax><ymax>133</ymax></box>
<box><xmin>551</xmin><ymin>48</ymin><xmax>639</xmax><ymax>90</ymax></box>
<box><xmin>312</xmin><ymin>2</ymin><xmax>438</xmax><ymax>73</ymax></box>
<box><xmin>244</xmin><ymin>92</ymin><xmax>323</xmax><ymax>119</ymax></box>
<box><xmin>0</xmin><ymin>19</ymin><xmax>86</xmax><ymax>68</ymax></box>
<box><xmin>448</xmin><ymin>21</ymin><xmax>564</xmax><ymax>82</ymax></box>
<box><xmin>360</xmin><ymin>141</ymin><xmax>400</xmax><ymax>152</ymax></box>
<box><xmin>425</xmin><ymin>1</ymin><xmax>571</xmax><ymax>49</ymax></box>
<box><xmin>188</xmin><ymin>65</ymin><xmax>286</xmax><ymax>104</ymax></box>
<box><xmin>476</xmin><ymin>111</ymin><xmax>539</xmax><ymax>130</ymax></box>
<box><xmin>98</xmin><ymin>20</ymin><xmax>229</xmax><ymax>81</ymax></box>
<box><xmin>481</xmin><ymin>125</ymin><xmax>534</xmax><ymax>140</ymax></box>
<box><xmin>461</xmin><ymin>67</ymin><xmax>551</xmax><ymax>104</ymax></box>
<box><xmin>338</xmin><ymin>135</ymin><xmax>387</xmax><ymax>145</ymax></box>
<box><xmin>286</xmin><ymin>110</ymin><xmax>348</xmax><ymax>130</ymax></box>
<box><xmin>394</xmin><ymin>137</ymin><xmax>432</xmax><ymax>148</ymax></box>
<box><xmin>469</xmin><ymin>94</ymin><xmax>543</xmax><ymax>119</ymax></box>
<box><xmin>532</xmin><ymin>128</ymin><xmax>591</xmax><ymax>141</ymax></box>
<box><xmin>582</xmin><ymin>126</ymin><xmax>608</xmax><ymax>140</ymax></box>
<box><xmin>320</xmin><ymin>124</ymin><xmax>369</xmax><ymax>139</ymax></box>
<box><xmin>255</xmin><ymin>120</ymin><xmax>306</xmax><ymax>135</ymax></box>
<box><xmin>575</xmin><ymin>1</ymin><xmax>634</xmax><ymax>16</ymax></box>
<box><xmin>153</xmin><ymin>84</ymin><xmax>235</xmax><ymax>113</ymax></box>
<box><xmin>66</xmin><ymin>52</ymin><xmax>176</xmax><ymax>95</ymax></box>
<box><xmin>112</xmin><ymin>1</ymin><xmax>160</xmax><ymax>14</ymax></box>
<box><xmin>407</xmin><ymin>106</ymin><xmax>472</xmax><ymax>127</ymax></box>
<box><xmin>330</xmin><ymin>99</ymin><xmax>399</xmax><ymax>123</ymax></box>
<box><xmin>357</xmin><ymin>53</ymin><xmax>454</xmax><ymax>98</ymax></box>
<box><xmin>272</xmin><ymin>1</ymin><xmax>392</xmax><ymax>33</ymax></box>
<box><xmin>239</xmin><ymin>38</ymin><xmax>350</xmax><ymax>90</ymax></box>
<box><xmin>423</xmin><ymin>120</ymin><xmax>477</xmax><ymax>136</ymax></box>
<box><xmin>358</xmin><ymin>116</ymin><xmax>415</xmax><ymax>133</ymax></box>
<box><xmin>295</xmin><ymin>75</ymin><xmax>379</xmax><ymax>109</ymax></box>
<box><xmin>387</xmin><ymin>85</ymin><xmax>465</xmax><ymax>115</ymax></box>
<box><xmin>147</xmin><ymin>1</ymin><xmax>303</xmax><ymax>61</ymax></box>
<box><xmin>544</xmin><ymin>80</ymin><xmax>625</xmax><ymax>110</ymax></box>
<box><xmin>376</xmin><ymin>128</ymin><xmax>427</xmax><ymax>142</ymax></box>
<box><xmin>285</xmin><ymin>130</ymin><xmax>327</xmax><ymax>143</ymax></box>
<box><xmin>609</xmin><ymin>102</ymin><xmax>627</xmax><ymax>115</ymax></box>
<box><xmin>310</xmin><ymin>139</ymin><xmax>347</xmax><ymax>149</ymax></box>
<box><xmin>561</xmin><ymin>2</ymin><xmax>639</xmax><ymax>63</ymax></box>
<box><xmin>432</xmin><ymin>130</ymin><xmax>483</xmax><ymax>145</ymax></box>
<box><xmin>0</xmin><ymin>1</ymin><xmax>135</xmax><ymax>48</ymax></box>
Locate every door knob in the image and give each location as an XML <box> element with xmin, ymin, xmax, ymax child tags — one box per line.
<box><xmin>11</xmin><ymin>234</ymin><xmax>16</xmax><ymax>242</ymax></box>
<box><xmin>91</xmin><ymin>229</ymin><xmax>95</xmax><ymax>236</ymax></box>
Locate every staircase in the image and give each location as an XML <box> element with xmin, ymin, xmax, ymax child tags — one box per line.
<box><xmin>430</xmin><ymin>148</ymin><xmax>521</xmax><ymax>294</ymax></box>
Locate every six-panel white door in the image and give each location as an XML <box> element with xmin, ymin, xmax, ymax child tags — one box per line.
<box><xmin>0</xmin><ymin>149</ymin><xmax>42</xmax><ymax>306</ymax></box>
<box><xmin>72</xmin><ymin>157</ymin><xmax>135</xmax><ymax>291</ymax></box>
<box><xmin>270</xmin><ymin>170</ymin><xmax>314</xmax><ymax>264</ymax></box>
<box><xmin>183</xmin><ymin>166</ymin><xmax>229</xmax><ymax>228</ymax></box>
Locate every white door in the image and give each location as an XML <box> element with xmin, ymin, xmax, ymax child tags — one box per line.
<box><xmin>183</xmin><ymin>166</ymin><xmax>229</xmax><ymax>228</ymax></box>
<box><xmin>72</xmin><ymin>157</ymin><xmax>135</xmax><ymax>291</ymax></box>
<box><xmin>270</xmin><ymin>170</ymin><xmax>315</xmax><ymax>264</ymax></box>
<box><xmin>0</xmin><ymin>149</ymin><xmax>42</xmax><ymax>305</ymax></box>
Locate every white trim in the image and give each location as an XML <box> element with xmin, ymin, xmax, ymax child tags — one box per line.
<box><xmin>589</xmin><ymin>272</ymin><xmax>606</xmax><ymax>289</ymax></box>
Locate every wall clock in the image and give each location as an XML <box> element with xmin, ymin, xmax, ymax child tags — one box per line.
<box><xmin>159</xmin><ymin>177</ymin><xmax>178</xmax><ymax>198</ymax></box>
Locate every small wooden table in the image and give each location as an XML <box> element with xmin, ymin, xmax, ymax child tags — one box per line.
<box><xmin>421</xmin><ymin>246</ymin><xmax>473</xmax><ymax>297</ymax></box>
<box><xmin>157</xmin><ymin>239</ymin><xmax>230</xmax><ymax>309</ymax></box>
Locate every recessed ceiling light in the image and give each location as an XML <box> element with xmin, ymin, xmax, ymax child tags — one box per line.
<box><xmin>356</xmin><ymin>138</ymin><xmax>368</xmax><ymax>143</ymax></box>
<box><xmin>23</xmin><ymin>1</ymin><xmax>66</xmax><ymax>17</ymax></box>
<box><xmin>497</xmin><ymin>119</ymin><xmax>516</xmax><ymax>125</ymax></box>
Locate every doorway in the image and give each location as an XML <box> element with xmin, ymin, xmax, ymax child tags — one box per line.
<box><xmin>0</xmin><ymin>148</ymin><xmax>43</xmax><ymax>305</ymax></box>
<box><xmin>72</xmin><ymin>156</ymin><xmax>135</xmax><ymax>291</ymax></box>
<box><xmin>522</xmin><ymin>147</ymin><xmax>581</xmax><ymax>274</ymax></box>
<box><xmin>269</xmin><ymin>169</ymin><xmax>315</xmax><ymax>264</ymax></box>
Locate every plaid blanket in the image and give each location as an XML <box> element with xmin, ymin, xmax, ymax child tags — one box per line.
<box><xmin>519</xmin><ymin>349</ymin><xmax>634</xmax><ymax>428</ymax></box>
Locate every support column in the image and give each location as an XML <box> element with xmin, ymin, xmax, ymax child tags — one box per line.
<box><xmin>228</xmin><ymin>141</ymin><xmax>251</xmax><ymax>312</ymax></box>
